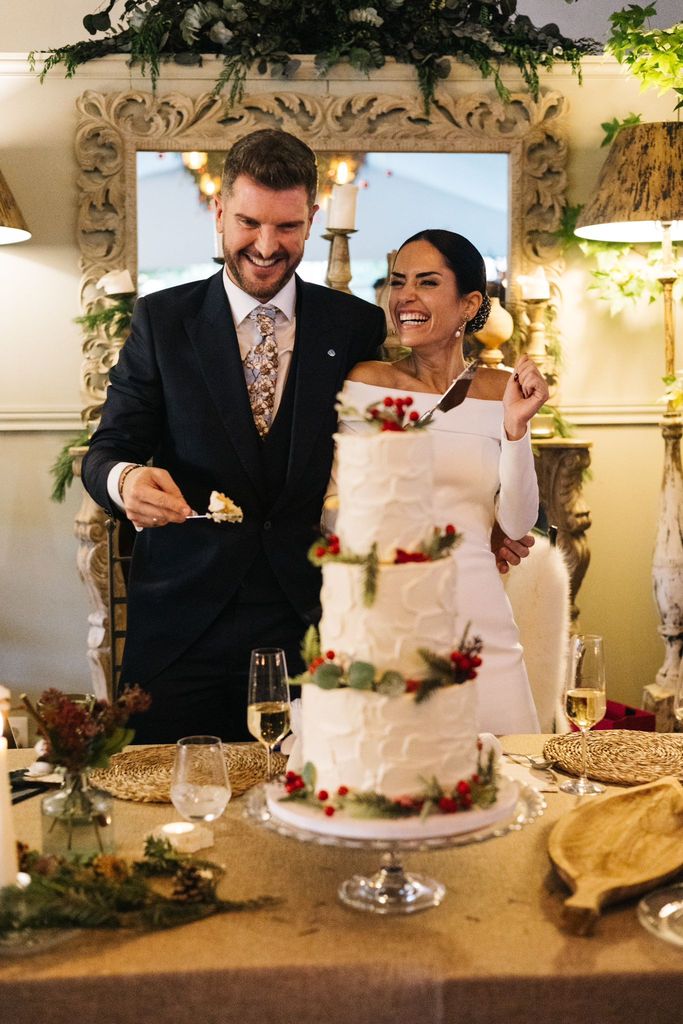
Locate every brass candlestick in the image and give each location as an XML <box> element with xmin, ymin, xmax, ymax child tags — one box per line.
<box><xmin>522</xmin><ymin>297</ymin><xmax>554</xmax><ymax>438</ymax></box>
<box><xmin>323</xmin><ymin>228</ymin><xmax>357</xmax><ymax>294</ymax></box>
<box><xmin>523</xmin><ymin>298</ymin><xmax>549</xmax><ymax>375</ymax></box>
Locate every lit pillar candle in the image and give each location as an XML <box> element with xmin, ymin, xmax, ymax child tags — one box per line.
<box><xmin>326</xmin><ymin>161</ymin><xmax>358</xmax><ymax>231</ymax></box>
<box><xmin>518</xmin><ymin>267</ymin><xmax>550</xmax><ymax>301</ymax></box>
<box><xmin>327</xmin><ymin>183</ymin><xmax>358</xmax><ymax>230</ymax></box>
<box><xmin>0</xmin><ymin>718</ymin><xmax>18</xmax><ymax>888</ymax></box>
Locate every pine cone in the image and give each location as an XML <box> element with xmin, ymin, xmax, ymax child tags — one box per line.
<box><xmin>172</xmin><ymin>864</ymin><xmax>215</xmax><ymax>903</ymax></box>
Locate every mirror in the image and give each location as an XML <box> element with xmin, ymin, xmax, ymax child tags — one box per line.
<box><xmin>76</xmin><ymin>86</ymin><xmax>567</xmax><ymax>427</ymax></box>
<box><xmin>136</xmin><ymin>150</ymin><xmax>509</xmax><ymax>305</ymax></box>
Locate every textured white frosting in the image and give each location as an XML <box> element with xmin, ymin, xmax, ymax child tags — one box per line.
<box><xmin>334</xmin><ymin>431</ymin><xmax>435</xmax><ymax>561</ymax></box>
<box><xmin>301</xmin><ymin>683</ymin><xmax>479</xmax><ymax>800</ymax></box>
<box><xmin>319</xmin><ymin>559</ymin><xmax>456</xmax><ymax>677</ymax></box>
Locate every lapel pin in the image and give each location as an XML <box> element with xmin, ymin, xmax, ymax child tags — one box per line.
<box><xmin>327</xmin><ymin>348</ymin><xmax>336</xmax><ymax>357</ymax></box>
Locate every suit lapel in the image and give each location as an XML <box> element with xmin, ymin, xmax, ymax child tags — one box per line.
<box><xmin>276</xmin><ymin>278</ymin><xmax>346</xmax><ymax>504</ymax></box>
<box><xmin>184</xmin><ymin>272</ymin><xmax>266</xmax><ymax>501</ymax></box>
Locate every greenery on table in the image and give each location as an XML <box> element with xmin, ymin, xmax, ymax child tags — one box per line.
<box><xmin>0</xmin><ymin>838</ymin><xmax>276</xmax><ymax>936</ymax></box>
<box><xmin>30</xmin><ymin>0</ymin><xmax>597</xmax><ymax>111</ymax></box>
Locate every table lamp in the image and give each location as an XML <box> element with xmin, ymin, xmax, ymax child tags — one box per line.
<box><xmin>0</xmin><ymin>166</ymin><xmax>31</xmax><ymax>244</ymax></box>
<box><xmin>575</xmin><ymin>121</ymin><xmax>683</xmax><ymax>719</ymax></box>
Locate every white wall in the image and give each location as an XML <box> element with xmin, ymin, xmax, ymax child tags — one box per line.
<box><xmin>1</xmin><ymin>1</ymin><xmax>680</xmax><ymax>709</ymax></box>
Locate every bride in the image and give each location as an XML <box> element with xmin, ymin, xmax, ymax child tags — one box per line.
<box><xmin>338</xmin><ymin>229</ymin><xmax>548</xmax><ymax>733</ymax></box>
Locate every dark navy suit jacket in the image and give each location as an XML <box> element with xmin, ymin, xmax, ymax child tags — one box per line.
<box><xmin>82</xmin><ymin>271</ymin><xmax>386</xmax><ymax>683</ymax></box>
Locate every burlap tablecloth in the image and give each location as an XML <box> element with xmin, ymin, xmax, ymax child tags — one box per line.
<box><xmin>2</xmin><ymin>739</ymin><xmax>682</xmax><ymax>1024</ymax></box>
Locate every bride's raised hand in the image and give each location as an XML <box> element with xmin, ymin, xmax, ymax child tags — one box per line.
<box><xmin>502</xmin><ymin>355</ymin><xmax>549</xmax><ymax>440</ymax></box>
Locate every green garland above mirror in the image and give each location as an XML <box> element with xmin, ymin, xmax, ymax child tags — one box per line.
<box><xmin>29</xmin><ymin>0</ymin><xmax>597</xmax><ymax>111</ymax></box>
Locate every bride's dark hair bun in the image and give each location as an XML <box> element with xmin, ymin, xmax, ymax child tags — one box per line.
<box><xmin>398</xmin><ymin>229</ymin><xmax>491</xmax><ymax>335</ymax></box>
<box><xmin>467</xmin><ymin>293</ymin><xmax>491</xmax><ymax>333</ymax></box>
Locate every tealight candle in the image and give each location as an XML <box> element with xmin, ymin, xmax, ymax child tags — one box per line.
<box><xmin>0</xmin><ymin>722</ymin><xmax>19</xmax><ymax>888</ymax></box>
<box><xmin>326</xmin><ymin>183</ymin><xmax>358</xmax><ymax>231</ymax></box>
<box><xmin>153</xmin><ymin>821</ymin><xmax>213</xmax><ymax>854</ymax></box>
<box><xmin>518</xmin><ymin>267</ymin><xmax>550</xmax><ymax>302</ymax></box>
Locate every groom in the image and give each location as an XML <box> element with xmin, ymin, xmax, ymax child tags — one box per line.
<box><xmin>83</xmin><ymin>127</ymin><xmax>533</xmax><ymax>743</ymax></box>
<box><xmin>83</xmin><ymin>128</ymin><xmax>386</xmax><ymax>742</ymax></box>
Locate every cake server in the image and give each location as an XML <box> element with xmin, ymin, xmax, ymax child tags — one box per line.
<box><xmin>416</xmin><ymin>358</ymin><xmax>481</xmax><ymax>426</ymax></box>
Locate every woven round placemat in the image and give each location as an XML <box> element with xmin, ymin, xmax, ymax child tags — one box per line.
<box><xmin>90</xmin><ymin>744</ymin><xmax>287</xmax><ymax>803</ymax></box>
<box><xmin>543</xmin><ymin>731</ymin><xmax>683</xmax><ymax>786</ymax></box>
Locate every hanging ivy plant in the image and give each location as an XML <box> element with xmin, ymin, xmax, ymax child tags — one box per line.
<box><xmin>606</xmin><ymin>2</ymin><xmax>683</xmax><ymax>111</ymax></box>
<box><xmin>29</xmin><ymin>0</ymin><xmax>597</xmax><ymax>112</ymax></box>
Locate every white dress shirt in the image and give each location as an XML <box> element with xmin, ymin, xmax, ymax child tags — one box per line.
<box><xmin>107</xmin><ymin>269</ymin><xmax>298</xmax><ymax>511</ymax></box>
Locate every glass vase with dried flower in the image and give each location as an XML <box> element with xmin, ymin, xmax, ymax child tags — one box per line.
<box><xmin>22</xmin><ymin>687</ymin><xmax>150</xmax><ymax>858</ymax></box>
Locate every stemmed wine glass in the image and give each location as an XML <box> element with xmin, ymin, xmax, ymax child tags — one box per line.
<box><xmin>247</xmin><ymin>647</ymin><xmax>291</xmax><ymax>782</ymax></box>
<box><xmin>560</xmin><ymin>633</ymin><xmax>607</xmax><ymax>796</ymax></box>
<box><xmin>170</xmin><ymin>736</ymin><xmax>232</xmax><ymax>833</ymax></box>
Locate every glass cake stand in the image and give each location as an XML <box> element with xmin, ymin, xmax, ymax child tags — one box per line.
<box><xmin>244</xmin><ymin>783</ymin><xmax>545</xmax><ymax>915</ymax></box>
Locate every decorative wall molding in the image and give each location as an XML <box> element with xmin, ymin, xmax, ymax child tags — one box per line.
<box><xmin>75</xmin><ymin>85</ymin><xmax>569</xmax><ymax>429</ymax></box>
<box><xmin>0</xmin><ymin>406</ymin><xmax>83</xmax><ymax>431</ymax></box>
<box><xmin>562</xmin><ymin>405</ymin><xmax>662</xmax><ymax>426</ymax></box>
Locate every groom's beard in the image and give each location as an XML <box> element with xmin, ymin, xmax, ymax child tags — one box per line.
<box><xmin>223</xmin><ymin>244</ymin><xmax>302</xmax><ymax>302</ymax></box>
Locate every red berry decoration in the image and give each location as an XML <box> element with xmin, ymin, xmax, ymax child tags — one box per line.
<box><xmin>324</xmin><ymin>805</ymin><xmax>335</xmax><ymax>817</ymax></box>
<box><xmin>409</xmin><ymin>411</ymin><xmax>420</xmax><ymax>422</ymax></box>
<box><xmin>317</xmin><ymin>790</ymin><xmax>329</xmax><ymax>801</ymax></box>
<box><xmin>383</xmin><ymin>396</ymin><xmax>394</xmax><ymax>407</ymax></box>
<box><xmin>445</xmin><ymin>524</ymin><xmax>456</xmax><ymax>535</ymax></box>
<box><xmin>438</xmin><ymin>796</ymin><xmax>459</xmax><ymax>814</ymax></box>
<box><xmin>404</xmin><ymin>396</ymin><xmax>413</xmax><ymax>407</ymax></box>
<box><xmin>325</xmin><ymin>650</ymin><xmax>336</xmax><ymax>661</ymax></box>
<box><xmin>337</xmin><ymin>785</ymin><xmax>349</xmax><ymax>796</ymax></box>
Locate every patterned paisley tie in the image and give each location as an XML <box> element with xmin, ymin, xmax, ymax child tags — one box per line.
<box><xmin>244</xmin><ymin>305</ymin><xmax>279</xmax><ymax>438</ymax></box>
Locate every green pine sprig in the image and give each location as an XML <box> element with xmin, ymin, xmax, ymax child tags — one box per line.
<box><xmin>50</xmin><ymin>430</ymin><xmax>90</xmax><ymax>503</ymax></box>
<box><xmin>0</xmin><ymin>839</ymin><xmax>277</xmax><ymax>937</ymax></box>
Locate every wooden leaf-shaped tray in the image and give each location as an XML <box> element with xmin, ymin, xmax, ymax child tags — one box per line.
<box><xmin>549</xmin><ymin>777</ymin><xmax>683</xmax><ymax>935</ymax></box>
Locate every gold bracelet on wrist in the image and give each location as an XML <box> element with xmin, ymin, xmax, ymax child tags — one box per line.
<box><xmin>118</xmin><ymin>463</ymin><xmax>144</xmax><ymax>501</ymax></box>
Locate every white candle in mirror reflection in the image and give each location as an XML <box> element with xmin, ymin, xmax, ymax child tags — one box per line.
<box><xmin>327</xmin><ymin>183</ymin><xmax>358</xmax><ymax>230</ymax></box>
<box><xmin>518</xmin><ymin>267</ymin><xmax>550</xmax><ymax>301</ymax></box>
<box><xmin>0</xmin><ymin>725</ymin><xmax>19</xmax><ymax>887</ymax></box>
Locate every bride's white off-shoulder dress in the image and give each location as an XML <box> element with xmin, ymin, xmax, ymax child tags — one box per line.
<box><xmin>336</xmin><ymin>380</ymin><xmax>541</xmax><ymax>735</ymax></box>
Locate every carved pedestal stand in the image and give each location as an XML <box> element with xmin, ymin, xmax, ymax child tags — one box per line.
<box><xmin>71</xmin><ymin>447</ymin><xmax>111</xmax><ymax>700</ymax></box>
<box><xmin>645</xmin><ymin>411</ymin><xmax>683</xmax><ymax>731</ymax></box>
<box><xmin>532</xmin><ymin>439</ymin><xmax>592</xmax><ymax>624</ymax></box>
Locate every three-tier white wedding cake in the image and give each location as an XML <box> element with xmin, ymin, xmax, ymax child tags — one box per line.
<box><xmin>270</xmin><ymin>396</ymin><xmax>499</xmax><ymax>831</ymax></box>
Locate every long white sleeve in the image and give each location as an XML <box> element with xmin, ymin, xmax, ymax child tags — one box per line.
<box><xmin>494</xmin><ymin>424</ymin><xmax>539</xmax><ymax>540</ymax></box>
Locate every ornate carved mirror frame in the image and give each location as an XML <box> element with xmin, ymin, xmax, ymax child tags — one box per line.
<box><xmin>73</xmin><ymin>85</ymin><xmax>574</xmax><ymax>697</ymax></box>
<box><xmin>75</xmin><ymin>86</ymin><xmax>568</xmax><ymax>428</ymax></box>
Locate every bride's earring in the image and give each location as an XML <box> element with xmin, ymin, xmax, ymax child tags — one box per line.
<box><xmin>454</xmin><ymin>319</ymin><xmax>467</xmax><ymax>339</ymax></box>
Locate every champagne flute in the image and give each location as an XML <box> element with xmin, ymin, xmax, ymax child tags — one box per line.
<box><xmin>170</xmin><ymin>736</ymin><xmax>232</xmax><ymax>831</ymax></box>
<box><xmin>247</xmin><ymin>647</ymin><xmax>291</xmax><ymax>782</ymax></box>
<box><xmin>560</xmin><ymin>634</ymin><xmax>607</xmax><ymax>796</ymax></box>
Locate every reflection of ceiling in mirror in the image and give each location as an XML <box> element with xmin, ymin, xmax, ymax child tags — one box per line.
<box><xmin>137</xmin><ymin>152</ymin><xmax>508</xmax><ymax>304</ymax></box>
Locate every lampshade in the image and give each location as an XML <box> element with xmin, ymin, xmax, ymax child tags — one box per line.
<box><xmin>0</xmin><ymin>167</ymin><xmax>31</xmax><ymax>244</ymax></box>
<box><xmin>575</xmin><ymin>122</ymin><xmax>683</xmax><ymax>243</ymax></box>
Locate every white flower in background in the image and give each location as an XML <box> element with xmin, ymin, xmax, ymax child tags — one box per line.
<box><xmin>349</xmin><ymin>7</ymin><xmax>384</xmax><ymax>28</ymax></box>
<box><xmin>209</xmin><ymin>21</ymin><xmax>234</xmax><ymax>45</ymax></box>
<box><xmin>129</xmin><ymin>1</ymin><xmax>155</xmax><ymax>31</ymax></box>
<box><xmin>96</xmin><ymin>269</ymin><xmax>136</xmax><ymax>295</ymax></box>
